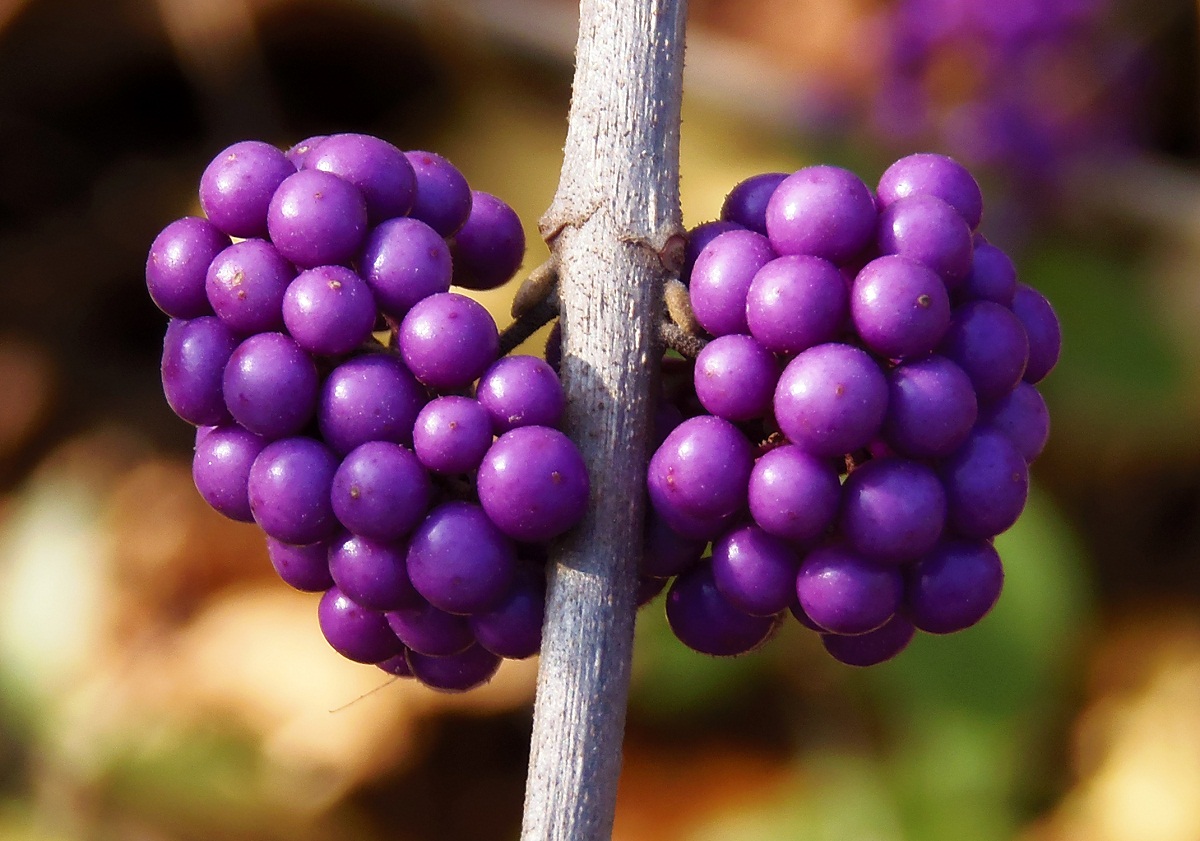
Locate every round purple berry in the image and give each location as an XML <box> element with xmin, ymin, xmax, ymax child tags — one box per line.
<box><xmin>192</xmin><ymin>424</ymin><xmax>267</xmax><ymax>522</ymax></box>
<box><xmin>318</xmin><ymin>352</ymin><xmax>427</xmax><ymax>454</ymax></box>
<box><xmin>222</xmin><ymin>332</ymin><xmax>319</xmax><ymax>439</ymax></box>
<box><xmin>412</xmin><ymin>396</ymin><xmax>494</xmax><ymax>474</ymax></box>
<box><xmin>404</xmin><ymin>150</ymin><xmax>473</xmax><ymax>237</ymax></box>
<box><xmin>199</xmin><ymin>140</ymin><xmax>295</xmax><ymax>238</ymax></box>
<box><xmin>247</xmin><ymin>437</ymin><xmax>340</xmax><ymax>546</ymax></box>
<box><xmin>745</xmin><ymin>254</ymin><xmax>849</xmax><ymax>355</ymax></box>
<box><xmin>876</xmin><ymin>153</ymin><xmax>983</xmax><ymax>231</ymax></box>
<box><xmin>688</xmin><ymin>229</ymin><xmax>775</xmax><ymax>337</ymax></box>
<box><xmin>205</xmin><ymin>239</ymin><xmax>295</xmax><ymax>335</ymax></box>
<box><xmin>146</xmin><ymin>217</ymin><xmax>229</xmax><ymax>318</ymax></box>
<box><xmin>267</xmin><ymin>537</ymin><xmax>334</xmax><ymax>592</ymax></box>
<box><xmin>330</xmin><ymin>441</ymin><xmax>431</xmax><ymax>542</ymax></box>
<box><xmin>476</xmin><ymin>426</ymin><xmax>589</xmax><ymax>543</ymax></box>
<box><xmin>358</xmin><ymin>217</ymin><xmax>454</xmax><ymax>321</ymax></box>
<box><xmin>282</xmin><ymin>265</ymin><xmax>377</xmax><ymax>357</ymax></box>
<box><xmin>851</xmin><ymin>255</ymin><xmax>951</xmax><ymax>359</ymax></box>
<box><xmin>795</xmin><ymin>544</ymin><xmax>902</xmax><ymax>636</ymax></box>
<box><xmin>303</xmin><ymin>132</ymin><xmax>416</xmax><ymax>223</ymax></box>
<box><xmin>774</xmin><ymin>343</ymin><xmax>888</xmax><ymax>458</ymax></box>
<box><xmin>450</xmin><ymin>191</ymin><xmax>526</xmax><ymax>291</ymax></box>
<box><xmin>328</xmin><ymin>533</ymin><xmax>422</xmax><ymax>611</ymax></box>
<box><xmin>476</xmin><ymin>355</ymin><xmax>565</xmax><ymax>433</ymax></box>
<box><xmin>407</xmin><ymin>501</ymin><xmax>517</xmax><ymax>615</ymax></box>
<box><xmin>765</xmin><ymin>165</ymin><xmax>876</xmax><ymax>264</ymax></box>
<box><xmin>905</xmin><ymin>538</ymin><xmax>1004</xmax><ymax>634</ymax></box>
<box><xmin>318</xmin><ymin>587</ymin><xmax>402</xmax><ymax>664</ymax></box>
<box><xmin>267</xmin><ymin>169</ymin><xmax>368</xmax><ymax>268</ymax></box>
<box><xmin>161</xmin><ymin>316</ymin><xmax>238</xmax><ymax>426</ymax></box>
<box><xmin>666</xmin><ymin>564</ymin><xmax>781</xmax><ymax>657</ymax></box>
<box><xmin>693</xmin><ymin>334</ymin><xmax>779</xmax><ymax>422</ymax></box>
<box><xmin>398</xmin><ymin>292</ymin><xmax>500</xmax><ymax>391</ymax></box>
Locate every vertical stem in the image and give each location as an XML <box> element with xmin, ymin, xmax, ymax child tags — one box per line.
<box><xmin>520</xmin><ymin>1</ymin><xmax>687</xmax><ymax>840</ymax></box>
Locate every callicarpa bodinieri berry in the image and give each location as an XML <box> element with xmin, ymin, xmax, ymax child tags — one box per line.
<box><xmin>148</xmin><ymin>135</ymin><xmax>586</xmax><ymax>693</ymax></box>
<box><xmin>648</xmin><ymin>152</ymin><xmax>1059</xmax><ymax>667</ymax></box>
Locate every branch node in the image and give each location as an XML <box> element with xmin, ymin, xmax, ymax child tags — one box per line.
<box><xmin>512</xmin><ymin>258</ymin><xmax>560</xmax><ymax>318</ymax></box>
<box><xmin>663</xmin><ymin>278</ymin><xmax>700</xmax><ymax>335</ymax></box>
<box><xmin>660</xmin><ymin>320</ymin><xmax>708</xmax><ymax>360</ymax></box>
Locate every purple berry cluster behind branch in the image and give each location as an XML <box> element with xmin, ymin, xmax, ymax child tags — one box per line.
<box><xmin>148</xmin><ymin>134</ymin><xmax>589</xmax><ymax>693</ymax></box>
<box><xmin>651</xmin><ymin>152</ymin><xmax>1060</xmax><ymax>667</ymax></box>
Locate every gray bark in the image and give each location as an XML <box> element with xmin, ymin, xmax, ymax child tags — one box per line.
<box><xmin>519</xmin><ymin>1</ymin><xmax>688</xmax><ymax>840</ymax></box>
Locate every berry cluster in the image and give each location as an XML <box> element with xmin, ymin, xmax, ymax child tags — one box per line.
<box><xmin>650</xmin><ymin>153</ymin><xmax>1060</xmax><ymax>667</ymax></box>
<box><xmin>869</xmin><ymin>0</ymin><xmax>1138</xmax><ymax>190</ymax></box>
<box><xmin>147</xmin><ymin>135</ymin><xmax>589</xmax><ymax>692</ymax></box>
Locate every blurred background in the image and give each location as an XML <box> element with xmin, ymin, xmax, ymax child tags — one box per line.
<box><xmin>0</xmin><ymin>0</ymin><xmax>1198</xmax><ymax>838</ymax></box>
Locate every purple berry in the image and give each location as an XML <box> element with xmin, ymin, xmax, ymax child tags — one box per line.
<box><xmin>693</xmin><ymin>334</ymin><xmax>779</xmax><ymax>422</ymax></box>
<box><xmin>407</xmin><ymin>501</ymin><xmax>517</xmax><ymax>615</ymax></box>
<box><xmin>386</xmin><ymin>599</ymin><xmax>476</xmax><ymax>656</ymax></box>
<box><xmin>282</xmin><ymin>265</ymin><xmax>377</xmax><ymax>357</ymax></box>
<box><xmin>330</xmin><ymin>441</ymin><xmax>431</xmax><ymax>542</ymax></box>
<box><xmin>247</xmin><ymin>437</ymin><xmax>340</xmax><ymax>545</ymax></box>
<box><xmin>641</xmin><ymin>510</ymin><xmax>707</xmax><ymax>578</ymax></box>
<box><xmin>192</xmin><ymin>424</ymin><xmax>267</xmax><ymax>522</ymax></box>
<box><xmin>222</xmin><ymin>332</ymin><xmax>319</xmax><ymax>439</ymax></box>
<box><xmin>359</xmin><ymin>217</ymin><xmax>454</xmax><ymax>321</ymax></box>
<box><xmin>958</xmin><ymin>242</ymin><xmax>1017</xmax><ymax>305</ymax></box>
<box><xmin>745</xmin><ymin>254</ymin><xmax>849</xmax><ymax>355</ymax></box>
<box><xmin>267</xmin><ymin>169</ymin><xmax>368</xmax><ymax>268</ymax></box>
<box><xmin>318</xmin><ymin>352</ymin><xmax>427</xmax><ymax>454</ymax></box>
<box><xmin>406</xmin><ymin>644</ymin><xmax>502</xmax><ymax>693</ymax></box>
<box><xmin>161</xmin><ymin>316</ymin><xmax>238</xmax><ymax>426</ymax></box>
<box><xmin>765</xmin><ymin>165</ymin><xmax>876</xmax><ymax>264</ymax></box>
<box><xmin>199</xmin><ymin>140</ymin><xmax>295</xmax><ymax>238</ymax></box>
<box><xmin>937</xmin><ymin>300</ymin><xmax>1029</xmax><ymax>403</ymax></box>
<box><xmin>711</xmin><ymin>524</ymin><xmax>801</xmax><ymax>616</ymax></box>
<box><xmin>303</xmin><ymin>132</ymin><xmax>416</xmax><ymax>223</ymax></box>
<box><xmin>747</xmin><ymin>445</ymin><xmax>841</xmax><ymax>544</ymax></box>
<box><xmin>318</xmin><ymin>586</ymin><xmax>402</xmax><ymax>664</ymax></box>
<box><xmin>666</xmin><ymin>564</ymin><xmax>781</xmax><ymax>657</ymax></box>
<box><xmin>328</xmin><ymin>533</ymin><xmax>422</xmax><ymax>611</ymax></box>
<box><xmin>398</xmin><ymin>292</ymin><xmax>500</xmax><ymax>391</ymax></box>
<box><xmin>876</xmin><ymin>153</ymin><xmax>983</xmax><ymax>231</ymax></box>
<box><xmin>412</xmin><ymin>396</ymin><xmax>494</xmax><ymax>474</ymax></box>
<box><xmin>720</xmin><ymin>172</ymin><xmax>788</xmax><ymax>235</ymax></box>
<box><xmin>851</xmin><ymin>255</ymin><xmax>951</xmax><ymax>359</ymax></box>
<box><xmin>940</xmin><ymin>428</ymin><xmax>1029</xmax><ymax>538</ymax></box>
<box><xmin>839</xmin><ymin>457</ymin><xmax>946</xmax><ymax>564</ymax></box>
<box><xmin>450</xmin><ymin>191</ymin><xmax>526</xmax><ymax>291</ymax></box>
<box><xmin>979</xmin><ymin>381</ymin><xmax>1050</xmax><ymax>463</ymax></box>
<box><xmin>795</xmin><ymin>544</ymin><xmax>902</xmax><ymax>635</ymax></box>
<box><xmin>405</xmin><ymin>150</ymin><xmax>473</xmax><ymax>237</ymax></box>
<box><xmin>267</xmin><ymin>537</ymin><xmax>334</xmax><ymax>592</ymax></box>
<box><xmin>688</xmin><ymin>229</ymin><xmax>775</xmax><ymax>337</ymax></box>
<box><xmin>476</xmin><ymin>355</ymin><xmax>565</xmax><ymax>433</ymax></box>
<box><xmin>774</xmin><ymin>343</ymin><xmax>888</xmax><ymax>458</ymax></box>
<box><xmin>469</xmin><ymin>563</ymin><xmax>546</xmax><ymax>660</ymax></box>
<box><xmin>821</xmin><ymin>615</ymin><xmax>915</xmax><ymax>667</ymax></box>
<box><xmin>876</xmin><ymin>194</ymin><xmax>974</xmax><ymax>286</ymax></box>
<box><xmin>681</xmin><ymin>220</ymin><xmax>744</xmax><ymax>285</ymax></box>
<box><xmin>646</xmin><ymin>416</ymin><xmax>753</xmax><ymax>539</ymax></box>
<box><xmin>146</xmin><ymin>217</ymin><xmax>229</xmax><ymax>318</ymax></box>
<box><xmin>882</xmin><ymin>355</ymin><xmax>978</xmax><ymax>459</ymax></box>
<box><xmin>905</xmin><ymin>538</ymin><xmax>1004</xmax><ymax>634</ymax></box>
<box><xmin>476</xmin><ymin>426</ymin><xmax>589</xmax><ymax>542</ymax></box>
<box><xmin>205</xmin><ymin>239</ymin><xmax>295</xmax><ymax>335</ymax></box>
<box><xmin>1011</xmin><ymin>283</ymin><xmax>1061</xmax><ymax>383</ymax></box>
<box><xmin>284</xmin><ymin>136</ymin><xmax>327</xmax><ymax>168</ymax></box>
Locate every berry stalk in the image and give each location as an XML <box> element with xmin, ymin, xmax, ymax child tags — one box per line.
<box><xmin>520</xmin><ymin>1</ymin><xmax>688</xmax><ymax>839</ymax></box>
